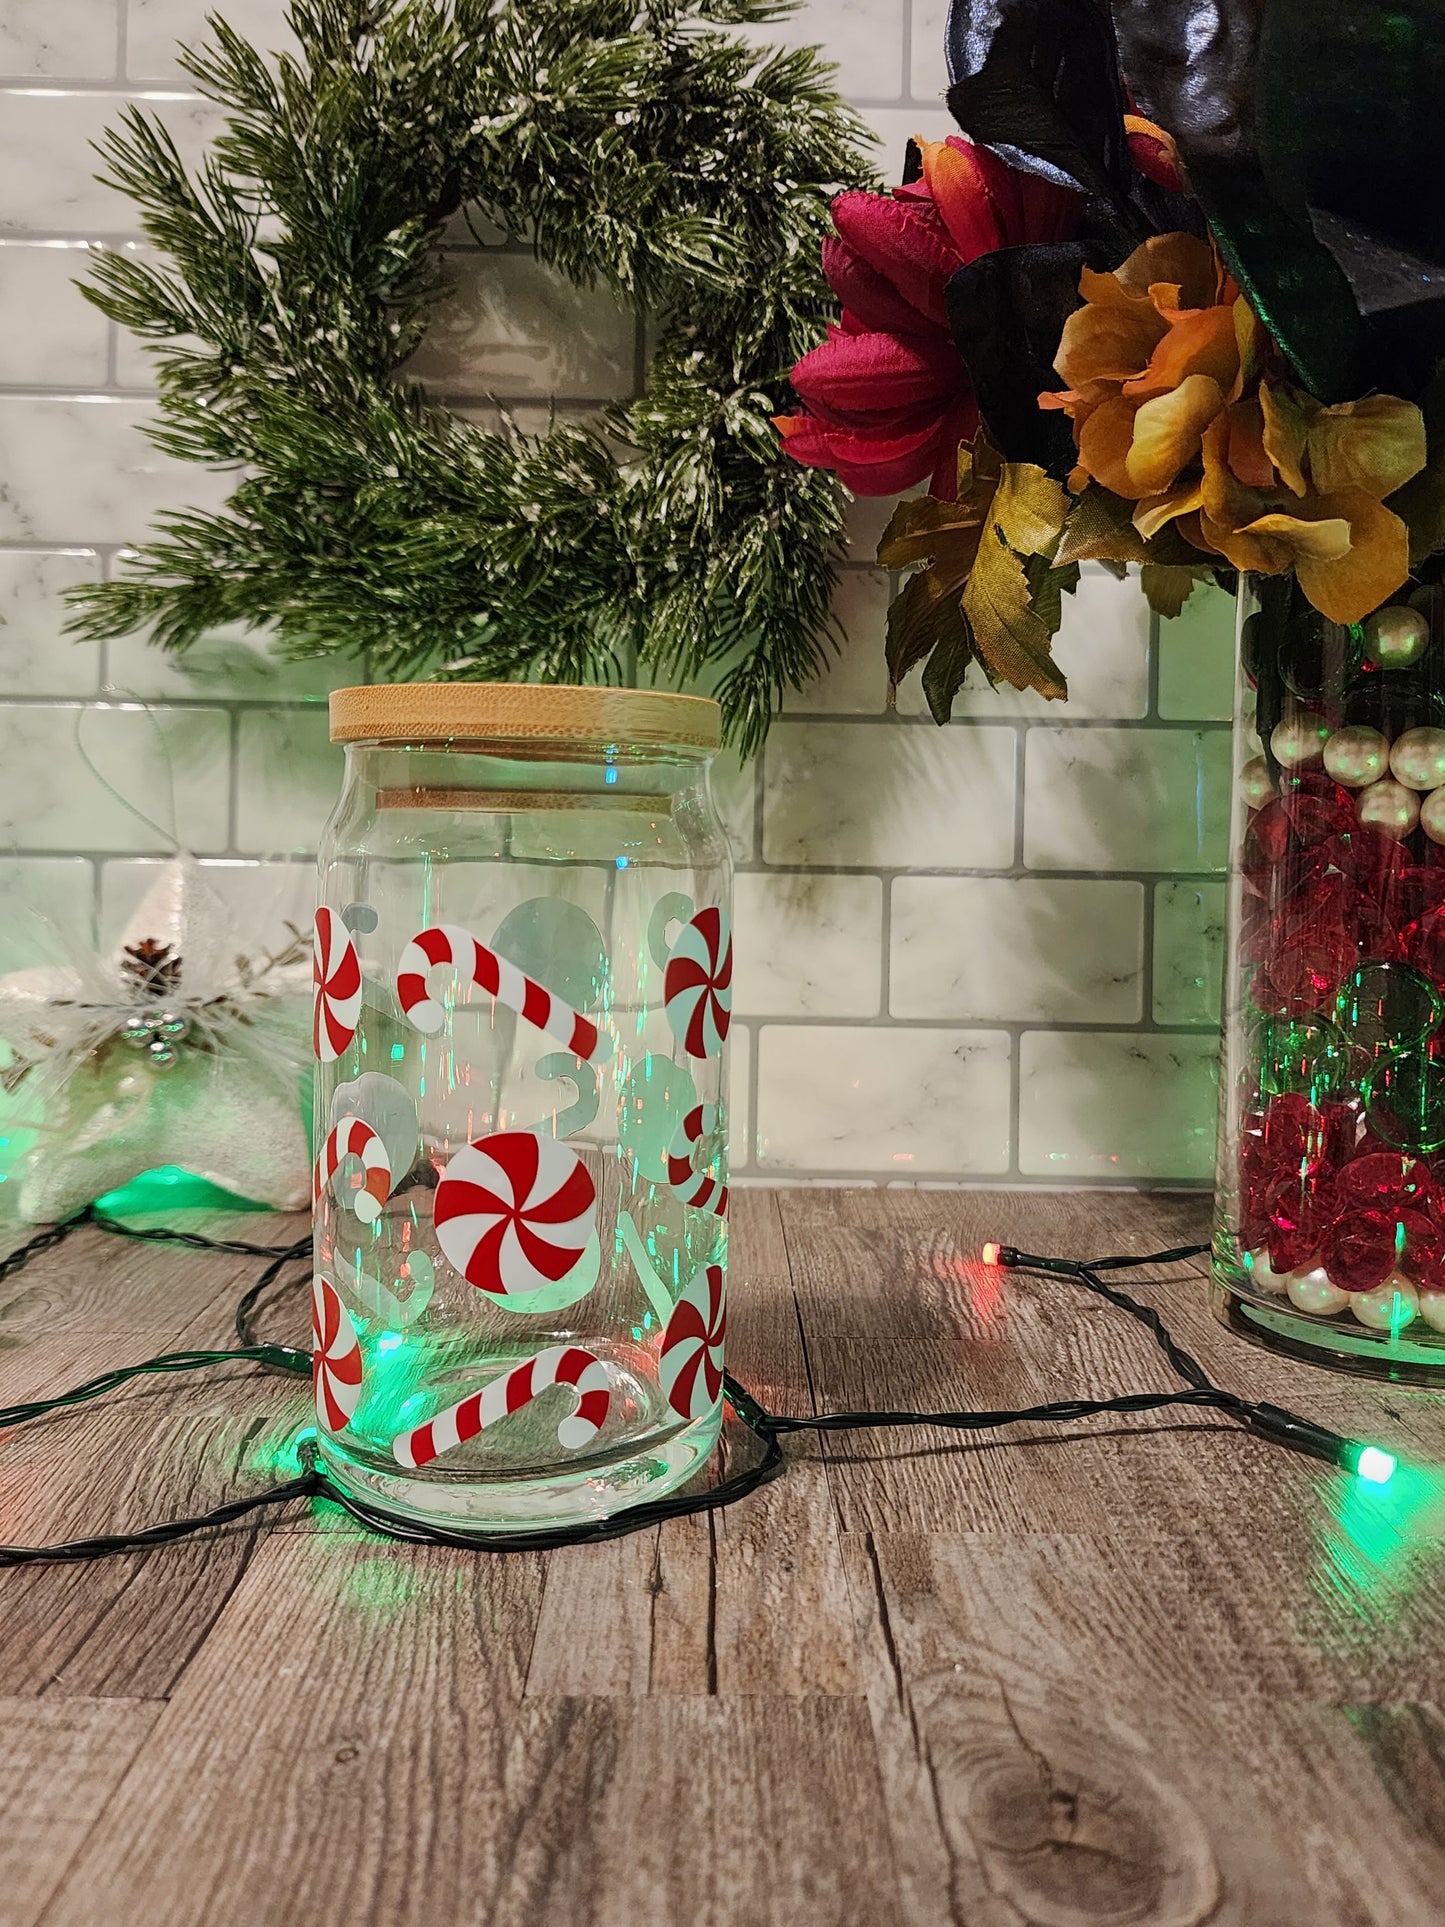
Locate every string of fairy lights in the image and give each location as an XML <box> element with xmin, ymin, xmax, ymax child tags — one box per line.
<box><xmin>0</xmin><ymin>1207</ymin><xmax>1398</xmax><ymax>1566</ymax></box>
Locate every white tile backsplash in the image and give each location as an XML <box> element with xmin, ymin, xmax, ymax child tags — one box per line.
<box><xmin>0</xmin><ymin>0</ymin><xmax>1237</xmax><ymax>1191</ymax></box>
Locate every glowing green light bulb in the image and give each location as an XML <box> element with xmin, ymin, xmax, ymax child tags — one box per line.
<box><xmin>1354</xmin><ymin>1446</ymin><xmax>1397</xmax><ymax>1485</ymax></box>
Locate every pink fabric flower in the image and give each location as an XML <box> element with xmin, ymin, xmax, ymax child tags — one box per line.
<box><xmin>777</xmin><ymin>138</ymin><xmax>1082</xmax><ymax>498</ymax></box>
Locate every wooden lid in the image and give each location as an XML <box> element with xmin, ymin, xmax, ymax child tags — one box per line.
<box><xmin>329</xmin><ymin>682</ymin><xmax>721</xmax><ymax>751</ymax></box>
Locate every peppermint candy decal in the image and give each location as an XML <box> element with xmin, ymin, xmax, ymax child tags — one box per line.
<box><xmin>396</xmin><ymin>921</ymin><xmax>604</xmax><ymax>1061</ymax></box>
<box><xmin>313</xmin><ymin>907</ymin><xmax>362</xmax><ymax>1063</ymax></box>
<box><xmin>311</xmin><ymin>1273</ymin><xmax>363</xmax><ymax>1432</ymax></box>
<box><xmin>434</xmin><ymin>1130</ymin><xmax>597</xmax><ymax>1299</ymax></box>
<box><xmin>664</xmin><ymin>906</ymin><xmax>732</xmax><ymax>1059</ymax></box>
<box><xmin>392</xmin><ymin>1345</ymin><xmax>611</xmax><ymax>1467</ymax></box>
<box><xmin>313</xmin><ymin>1115</ymin><xmax>392</xmax><ymax>1225</ymax></box>
<box><xmin>667</xmin><ymin>1102</ymin><xmax>728</xmax><ymax>1219</ymax></box>
<box><xmin>660</xmin><ymin>1264</ymin><xmax>727</xmax><ymax>1420</ymax></box>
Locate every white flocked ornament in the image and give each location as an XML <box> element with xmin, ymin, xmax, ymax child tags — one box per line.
<box><xmin>1389</xmin><ymin>727</ymin><xmax>1445</xmax><ymax>791</ymax></box>
<box><xmin>1322</xmin><ymin>725</ymin><xmax>1390</xmax><ymax>789</ymax></box>
<box><xmin>1350</xmin><ymin>1273</ymin><xmax>1419</xmax><ymax>1331</ymax></box>
<box><xmin>1270</xmin><ymin>714</ymin><xmax>1329</xmax><ymax>769</ymax></box>
<box><xmin>1286</xmin><ymin>1267</ymin><xmax>1350</xmax><ymax>1316</ymax></box>
<box><xmin>1357</xmin><ymin>778</ymin><xmax>1421</xmax><ymax>839</ymax></box>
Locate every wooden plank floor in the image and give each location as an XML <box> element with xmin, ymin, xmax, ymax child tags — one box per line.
<box><xmin>5</xmin><ymin>1188</ymin><xmax>1445</xmax><ymax>1925</ymax></box>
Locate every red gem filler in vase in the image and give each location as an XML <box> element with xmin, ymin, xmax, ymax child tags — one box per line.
<box><xmin>1215</xmin><ymin>578</ymin><xmax>1445</xmax><ymax>1374</ymax></box>
<box><xmin>311</xmin><ymin>685</ymin><xmax>732</xmax><ymax>1531</ymax></box>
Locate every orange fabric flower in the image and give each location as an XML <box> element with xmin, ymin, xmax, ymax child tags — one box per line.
<box><xmin>1040</xmin><ymin>234</ymin><xmax>1427</xmax><ymax>624</ymax></box>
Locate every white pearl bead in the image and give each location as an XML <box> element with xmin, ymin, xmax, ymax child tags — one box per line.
<box><xmin>1322</xmin><ymin>725</ymin><xmax>1390</xmax><ymax>789</ymax></box>
<box><xmin>1418</xmin><ymin>1289</ymin><xmax>1445</xmax><ymax>1333</ymax></box>
<box><xmin>1364</xmin><ymin>603</ymin><xmax>1430</xmax><ymax>668</ymax></box>
<box><xmin>1238</xmin><ymin>755</ymin><xmax>1275</xmax><ymax>810</ymax></box>
<box><xmin>1286</xmin><ymin>1266</ymin><xmax>1350</xmax><ymax>1316</ymax></box>
<box><xmin>1390</xmin><ymin>726</ymin><xmax>1445</xmax><ymax>790</ymax></box>
<box><xmin>1420</xmin><ymin>787</ymin><xmax>1445</xmax><ymax>846</ymax></box>
<box><xmin>1271</xmin><ymin>714</ymin><xmax>1329</xmax><ymax>769</ymax></box>
<box><xmin>1350</xmin><ymin>1272</ymin><xmax>1419</xmax><ymax>1330</ymax></box>
<box><xmin>1357</xmin><ymin>778</ymin><xmax>1421</xmax><ymax>838</ymax></box>
<box><xmin>1244</xmin><ymin>1246</ymin><xmax>1291</xmax><ymax>1294</ymax></box>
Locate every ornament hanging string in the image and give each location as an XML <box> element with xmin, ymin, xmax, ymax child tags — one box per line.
<box><xmin>0</xmin><ymin>1215</ymin><xmax>1399</xmax><ymax>1566</ymax></box>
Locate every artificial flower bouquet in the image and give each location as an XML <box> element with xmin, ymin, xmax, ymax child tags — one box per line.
<box><xmin>778</xmin><ymin>0</ymin><xmax>1445</xmax><ymax>1366</ymax></box>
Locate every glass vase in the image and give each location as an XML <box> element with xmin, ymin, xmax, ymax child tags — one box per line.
<box><xmin>1213</xmin><ymin>573</ymin><xmax>1445</xmax><ymax>1376</ymax></box>
<box><xmin>312</xmin><ymin>683</ymin><xmax>732</xmax><ymax>1530</ymax></box>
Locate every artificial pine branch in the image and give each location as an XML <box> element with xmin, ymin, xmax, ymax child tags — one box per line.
<box><xmin>66</xmin><ymin>0</ymin><xmax>871</xmax><ymax>748</ymax></box>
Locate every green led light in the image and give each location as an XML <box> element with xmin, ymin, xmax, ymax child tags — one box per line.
<box><xmin>1355</xmin><ymin>1445</ymin><xmax>1397</xmax><ymax>1485</ymax></box>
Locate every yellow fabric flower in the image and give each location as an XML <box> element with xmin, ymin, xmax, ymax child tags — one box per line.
<box><xmin>1040</xmin><ymin>234</ymin><xmax>1427</xmax><ymax>624</ymax></box>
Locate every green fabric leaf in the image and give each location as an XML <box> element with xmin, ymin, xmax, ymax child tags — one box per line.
<box><xmin>920</xmin><ymin>610</ymin><xmax>977</xmax><ymax>723</ymax></box>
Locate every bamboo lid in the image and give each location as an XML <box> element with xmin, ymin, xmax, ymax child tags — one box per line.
<box><xmin>329</xmin><ymin>682</ymin><xmax>721</xmax><ymax>751</ymax></box>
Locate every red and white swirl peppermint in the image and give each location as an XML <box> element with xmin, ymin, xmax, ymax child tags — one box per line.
<box><xmin>660</xmin><ymin>1263</ymin><xmax>727</xmax><ymax>1420</ymax></box>
<box><xmin>664</xmin><ymin>906</ymin><xmax>732</xmax><ymax>1059</ymax></box>
<box><xmin>391</xmin><ymin>1345</ymin><xmax>611</xmax><ymax>1467</ymax></box>
<box><xmin>667</xmin><ymin>1102</ymin><xmax>728</xmax><ymax>1219</ymax></box>
<box><xmin>313</xmin><ymin>908</ymin><xmax>362</xmax><ymax>1063</ymax></box>
<box><xmin>396</xmin><ymin>922</ymin><xmax>603</xmax><ymax>1061</ymax></box>
<box><xmin>313</xmin><ymin>1115</ymin><xmax>392</xmax><ymax>1225</ymax></box>
<box><xmin>311</xmin><ymin>1273</ymin><xmax>363</xmax><ymax>1432</ymax></box>
<box><xmin>434</xmin><ymin>1130</ymin><xmax>597</xmax><ymax>1298</ymax></box>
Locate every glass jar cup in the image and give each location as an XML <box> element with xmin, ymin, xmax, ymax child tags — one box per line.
<box><xmin>312</xmin><ymin>683</ymin><xmax>733</xmax><ymax>1530</ymax></box>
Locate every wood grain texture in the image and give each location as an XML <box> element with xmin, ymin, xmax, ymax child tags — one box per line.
<box><xmin>8</xmin><ymin>1187</ymin><xmax>1445</xmax><ymax>1924</ymax></box>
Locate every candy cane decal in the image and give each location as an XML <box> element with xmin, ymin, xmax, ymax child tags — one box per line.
<box><xmin>667</xmin><ymin>1102</ymin><xmax>728</xmax><ymax>1218</ymax></box>
<box><xmin>313</xmin><ymin>1116</ymin><xmax>392</xmax><ymax>1225</ymax></box>
<box><xmin>664</xmin><ymin>907</ymin><xmax>732</xmax><ymax>1059</ymax></box>
<box><xmin>313</xmin><ymin>908</ymin><xmax>362</xmax><ymax>1063</ymax></box>
<box><xmin>311</xmin><ymin>1273</ymin><xmax>363</xmax><ymax>1432</ymax></box>
<box><xmin>396</xmin><ymin>921</ymin><xmax>604</xmax><ymax>1061</ymax></box>
<box><xmin>434</xmin><ymin>1130</ymin><xmax>597</xmax><ymax>1299</ymax></box>
<box><xmin>392</xmin><ymin>1345</ymin><xmax>611</xmax><ymax>1467</ymax></box>
<box><xmin>660</xmin><ymin>1263</ymin><xmax>727</xmax><ymax>1420</ymax></box>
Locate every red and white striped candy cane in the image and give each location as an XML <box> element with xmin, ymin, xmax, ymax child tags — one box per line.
<box><xmin>667</xmin><ymin>1102</ymin><xmax>728</xmax><ymax>1218</ymax></box>
<box><xmin>313</xmin><ymin>1115</ymin><xmax>392</xmax><ymax>1225</ymax></box>
<box><xmin>391</xmin><ymin>1345</ymin><xmax>611</xmax><ymax>1468</ymax></box>
<box><xmin>396</xmin><ymin>922</ymin><xmax>603</xmax><ymax>1062</ymax></box>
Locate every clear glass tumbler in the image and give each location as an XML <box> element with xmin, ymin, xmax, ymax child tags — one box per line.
<box><xmin>311</xmin><ymin>684</ymin><xmax>732</xmax><ymax>1530</ymax></box>
<box><xmin>1213</xmin><ymin>574</ymin><xmax>1445</xmax><ymax>1377</ymax></box>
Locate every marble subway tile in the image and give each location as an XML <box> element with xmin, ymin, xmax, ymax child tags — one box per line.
<box><xmin>0</xmin><ymin>241</ymin><xmax>110</xmax><ymax>383</ymax></box>
<box><xmin>762</xmin><ymin>720</ymin><xmax>1016</xmax><ymax>868</ymax></box>
<box><xmin>729</xmin><ymin>1022</ymin><xmax>752</xmax><ymax>1173</ymax></box>
<box><xmin>756</xmin><ymin>1023</ymin><xmax>1011</xmax><ymax>1174</ymax></box>
<box><xmin>1023</xmin><ymin>726</ymin><xmax>1231</xmax><ymax>873</ymax></box>
<box><xmin>0</xmin><ymin>701</ymin><xmax>229</xmax><ymax>851</ymax></box>
<box><xmin>752</xmin><ymin>0</ymin><xmax>906</xmax><ymax>99</ymax></box>
<box><xmin>783</xmin><ymin>569</ymin><xmax>891</xmax><ymax>716</ymax></box>
<box><xmin>1153</xmin><ymin>881</ymin><xmax>1227</xmax><ymax>1027</ymax></box>
<box><xmin>126</xmin><ymin>0</ymin><xmax>298</xmax><ymax>84</ymax></box>
<box><xmin>0</xmin><ymin>92</ymin><xmax>226</xmax><ymax>236</ymax></box>
<box><xmin>0</xmin><ymin>3</ymin><xmax>119</xmax><ymax>79</ymax></box>
<box><xmin>104</xmin><ymin>625</ymin><xmax>361</xmax><ymax>703</ymax></box>
<box><xmin>403</xmin><ymin>251</ymin><xmax>637</xmax><ymax>402</ymax></box>
<box><xmin>1018</xmin><ymin>1030</ymin><xmax>1219</xmax><ymax>1182</ymax></box>
<box><xmin>235</xmin><ymin>708</ymin><xmax>343</xmax><ymax>855</ymax></box>
<box><xmin>857</xmin><ymin>106</ymin><xmax>957</xmax><ymax>171</ymax></box>
<box><xmin>0</xmin><ymin>398</ymin><xmax>233</xmax><ymax>543</ymax></box>
<box><xmin>734</xmin><ymin>872</ymin><xmax>883</xmax><ymax>1018</ymax></box>
<box><xmin>99</xmin><ymin>856</ymin><xmax>314</xmax><ymax>950</ymax></box>
<box><xmin>1156</xmin><ymin>582</ymin><xmax>1237</xmax><ymax>721</ymax></box>
<box><xmin>0</xmin><ymin>550</ymin><xmax>102</xmax><ymax>695</ymax></box>
<box><xmin>895</xmin><ymin>565</ymin><xmax>1151</xmax><ymax>721</ymax></box>
<box><xmin>890</xmin><ymin>876</ymin><xmax>1144</xmax><ymax>1022</ymax></box>
<box><xmin>909</xmin><ymin>0</ymin><xmax>950</xmax><ymax>101</ymax></box>
<box><xmin>710</xmin><ymin>749</ymin><xmax>756</xmax><ymax>866</ymax></box>
<box><xmin>0</xmin><ymin>857</ymin><xmax>94</xmax><ymax>966</ymax></box>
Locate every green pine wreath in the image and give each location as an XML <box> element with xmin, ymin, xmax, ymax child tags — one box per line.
<box><xmin>67</xmin><ymin>0</ymin><xmax>875</xmax><ymax>752</ymax></box>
